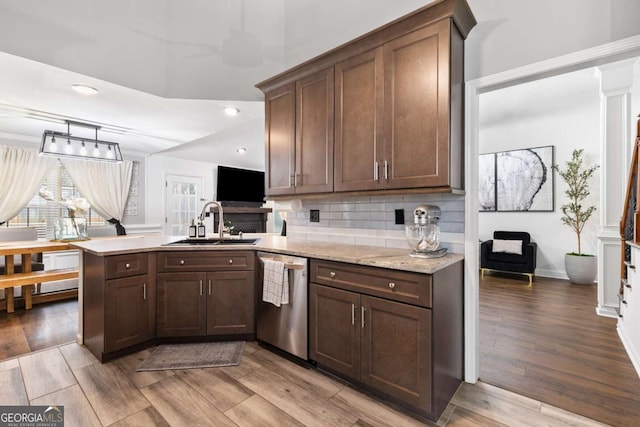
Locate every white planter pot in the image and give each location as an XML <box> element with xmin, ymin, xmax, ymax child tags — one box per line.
<box><xmin>564</xmin><ymin>253</ymin><xmax>597</xmax><ymax>285</ymax></box>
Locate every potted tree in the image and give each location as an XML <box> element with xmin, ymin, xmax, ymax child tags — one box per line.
<box><xmin>553</xmin><ymin>149</ymin><xmax>599</xmax><ymax>285</ymax></box>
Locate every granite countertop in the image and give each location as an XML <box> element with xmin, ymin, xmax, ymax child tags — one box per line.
<box><xmin>71</xmin><ymin>234</ymin><xmax>464</xmax><ymax>275</ymax></box>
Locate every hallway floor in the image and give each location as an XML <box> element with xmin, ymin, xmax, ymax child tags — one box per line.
<box><xmin>480</xmin><ymin>272</ymin><xmax>640</xmax><ymax>427</ymax></box>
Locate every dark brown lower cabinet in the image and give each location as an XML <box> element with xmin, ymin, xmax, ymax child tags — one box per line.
<box><xmin>309</xmin><ymin>259</ymin><xmax>462</xmax><ymax>421</ymax></box>
<box><xmin>83</xmin><ymin>252</ymin><xmax>156</xmax><ymax>362</ymax></box>
<box><xmin>310</xmin><ymin>284</ymin><xmax>432</xmax><ymax>413</ymax></box>
<box><xmin>156</xmin><ymin>270</ymin><xmax>255</xmax><ymax>337</ymax></box>
<box><xmin>104</xmin><ymin>275</ymin><xmax>153</xmax><ymax>352</ymax></box>
<box><xmin>206</xmin><ymin>270</ymin><xmax>255</xmax><ymax>335</ymax></box>
<box><xmin>360</xmin><ymin>294</ymin><xmax>432</xmax><ymax>412</ymax></box>
<box><xmin>309</xmin><ymin>284</ymin><xmax>360</xmax><ymax>378</ymax></box>
<box><xmin>157</xmin><ymin>272</ymin><xmax>207</xmax><ymax>337</ymax></box>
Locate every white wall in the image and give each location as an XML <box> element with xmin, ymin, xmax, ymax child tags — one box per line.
<box><xmin>633</xmin><ymin>62</ymin><xmax>640</xmax><ymax>134</ymax></box>
<box><xmin>479</xmin><ymin>70</ymin><xmax>601</xmax><ymax>278</ymax></box>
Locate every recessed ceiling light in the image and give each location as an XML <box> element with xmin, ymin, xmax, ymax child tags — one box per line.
<box><xmin>223</xmin><ymin>106</ymin><xmax>240</xmax><ymax>117</ymax></box>
<box><xmin>71</xmin><ymin>84</ymin><xmax>99</xmax><ymax>95</ymax></box>
<box><xmin>237</xmin><ymin>147</ymin><xmax>246</xmax><ymax>154</ymax></box>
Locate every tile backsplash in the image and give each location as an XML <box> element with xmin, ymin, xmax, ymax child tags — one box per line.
<box><xmin>277</xmin><ymin>193</ymin><xmax>464</xmax><ymax>254</ymax></box>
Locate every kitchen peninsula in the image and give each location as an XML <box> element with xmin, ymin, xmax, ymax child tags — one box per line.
<box><xmin>72</xmin><ymin>235</ymin><xmax>463</xmax><ymax>421</ymax></box>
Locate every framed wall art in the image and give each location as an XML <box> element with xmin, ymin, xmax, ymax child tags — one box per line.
<box><xmin>479</xmin><ymin>153</ymin><xmax>496</xmax><ymax>211</ymax></box>
<box><xmin>479</xmin><ymin>145</ymin><xmax>554</xmax><ymax>212</ymax></box>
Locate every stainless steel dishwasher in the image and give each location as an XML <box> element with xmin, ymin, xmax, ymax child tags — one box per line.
<box><xmin>256</xmin><ymin>252</ymin><xmax>308</xmax><ymax>360</ymax></box>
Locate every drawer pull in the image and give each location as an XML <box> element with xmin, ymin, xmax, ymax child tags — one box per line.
<box><xmin>125</xmin><ymin>263</ymin><xmax>131</xmax><ymax>269</ymax></box>
<box><xmin>143</xmin><ymin>283</ymin><xmax>146</xmax><ymax>301</ymax></box>
<box><xmin>330</xmin><ymin>271</ymin><xmax>336</xmax><ymax>278</ymax></box>
<box><xmin>388</xmin><ymin>282</ymin><xmax>396</xmax><ymax>289</ymax></box>
<box><xmin>180</xmin><ymin>260</ymin><xmax>185</xmax><ymax>265</ymax></box>
<box><xmin>229</xmin><ymin>259</ymin><xmax>233</xmax><ymax>265</ymax></box>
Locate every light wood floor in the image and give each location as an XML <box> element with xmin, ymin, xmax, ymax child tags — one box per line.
<box><xmin>0</xmin><ymin>340</ymin><xmax>609</xmax><ymax>427</ymax></box>
<box><xmin>480</xmin><ymin>272</ymin><xmax>640</xmax><ymax>427</ymax></box>
<box><xmin>0</xmin><ymin>289</ymin><xmax>626</xmax><ymax>426</ymax></box>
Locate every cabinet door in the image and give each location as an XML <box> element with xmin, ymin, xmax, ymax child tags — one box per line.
<box><xmin>309</xmin><ymin>283</ymin><xmax>360</xmax><ymax>380</ymax></box>
<box><xmin>295</xmin><ymin>67</ymin><xmax>334</xmax><ymax>194</ymax></box>
<box><xmin>104</xmin><ymin>275</ymin><xmax>150</xmax><ymax>352</ymax></box>
<box><xmin>265</xmin><ymin>83</ymin><xmax>296</xmax><ymax>196</ymax></box>
<box><xmin>335</xmin><ymin>48</ymin><xmax>384</xmax><ymax>192</ymax></box>
<box><xmin>206</xmin><ymin>270</ymin><xmax>255</xmax><ymax>335</ymax></box>
<box><xmin>383</xmin><ymin>20</ymin><xmax>451</xmax><ymax>189</ymax></box>
<box><xmin>157</xmin><ymin>272</ymin><xmax>206</xmax><ymax>337</ymax></box>
<box><xmin>360</xmin><ymin>295</ymin><xmax>432</xmax><ymax>413</ymax></box>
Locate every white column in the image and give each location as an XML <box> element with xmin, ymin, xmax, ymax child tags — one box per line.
<box><xmin>595</xmin><ymin>59</ymin><xmax>636</xmax><ymax>317</ymax></box>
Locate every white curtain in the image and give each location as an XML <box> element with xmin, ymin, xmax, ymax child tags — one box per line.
<box><xmin>61</xmin><ymin>158</ymin><xmax>133</xmax><ymax>234</ymax></box>
<box><xmin>0</xmin><ymin>146</ymin><xmax>55</xmax><ymax>223</ymax></box>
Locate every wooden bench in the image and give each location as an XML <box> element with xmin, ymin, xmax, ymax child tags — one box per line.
<box><xmin>0</xmin><ymin>241</ymin><xmax>79</xmax><ymax>313</ymax></box>
<box><xmin>0</xmin><ymin>267</ymin><xmax>79</xmax><ymax>313</ymax></box>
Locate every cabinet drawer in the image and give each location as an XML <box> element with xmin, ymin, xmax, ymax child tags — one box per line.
<box><xmin>106</xmin><ymin>253</ymin><xmax>148</xmax><ymax>279</ymax></box>
<box><xmin>310</xmin><ymin>259</ymin><xmax>431</xmax><ymax>308</ymax></box>
<box><xmin>157</xmin><ymin>251</ymin><xmax>255</xmax><ymax>272</ymax></box>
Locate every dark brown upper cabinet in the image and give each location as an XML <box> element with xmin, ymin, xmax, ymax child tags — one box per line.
<box><xmin>335</xmin><ymin>48</ymin><xmax>384</xmax><ymax>192</ymax></box>
<box><xmin>257</xmin><ymin>0</ymin><xmax>475</xmax><ymax>197</ymax></box>
<box><xmin>264</xmin><ymin>68</ymin><xmax>334</xmax><ymax>196</ymax></box>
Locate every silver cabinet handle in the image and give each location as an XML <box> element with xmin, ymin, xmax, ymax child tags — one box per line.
<box><xmin>229</xmin><ymin>259</ymin><xmax>233</xmax><ymax>264</ymax></box>
<box><xmin>294</xmin><ymin>172</ymin><xmax>300</xmax><ymax>187</ymax></box>
<box><xmin>374</xmin><ymin>161</ymin><xmax>379</xmax><ymax>181</ymax></box>
<box><xmin>388</xmin><ymin>282</ymin><xmax>395</xmax><ymax>289</ymax></box>
<box><xmin>199</xmin><ymin>280</ymin><xmax>203</xmax><ymax>296</ymax></box>
<box><xmin>208</xmin><ymin>280</ymin><xmax>212</xmax><ymax>296</ymax></box>
<box><xmin>351</xmin><ymin>304</ymin><xmax>355</xmax><ymax>326</ymax></box>
<box><xmin>180</xmin><ymin>260</ymin><xmax>185</xmax><ymax>265</ymax></box>
<box><xmin>330</xmin><ymin>271</ymin><xmax>336</xmax><ymax>278</ymax></box>
<box><xmin>125</xmin><ymin>263</ymin><xmax>131</xmax><ymax>269</ymax></box>
<box><xmin>361</xmin><ymin>306</ymin><xmax>366</xmax><ymax>328</ymax></box>
<box><xmin>383</xmin><ymin>160</ymin><xmax>389</xmax><ymax>181</ymax></box>
<box><xmin>143</xmin><ymin>283</ymin><xmax>146</xmax><ymax>301</ymax></box>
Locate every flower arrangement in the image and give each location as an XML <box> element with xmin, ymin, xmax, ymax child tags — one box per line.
<box><xmin>38</xmin><ymin>188</ymin><xmax>90</xmax><ymax>240</ymax></box>
<box><xmin>38</xmin><ymin>189</ymin><xmax>90</xmax><ymax>218</ymax></box>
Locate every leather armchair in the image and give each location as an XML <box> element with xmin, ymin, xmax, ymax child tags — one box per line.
<box><xmin>481</xmin><ymin>231</ymin><xmax>537</xmax><ymax>284</ymax></box>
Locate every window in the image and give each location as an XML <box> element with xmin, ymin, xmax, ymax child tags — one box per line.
<box><xmin>4</xmin><ymin>162</ymin><xmax>105</xmax><ymax>239</ymax></box>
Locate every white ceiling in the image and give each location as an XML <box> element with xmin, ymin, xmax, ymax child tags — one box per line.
<box><xmin>0</xmin><ymin>0</ymin><xmax>432</xmax><ymax>165</ymax></box>
<box><xmin>1</xmin><ymin>0</ymin><xmax>631</xmax><ymax>168</ymax></box>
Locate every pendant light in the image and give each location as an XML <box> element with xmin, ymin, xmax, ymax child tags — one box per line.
<box><xmin>39</xmin><ymin>120</ymin><xmax>123</xmax><ymax>162</ymax></box>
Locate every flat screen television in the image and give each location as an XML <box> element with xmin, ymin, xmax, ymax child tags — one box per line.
<box><xmin>216</xmin><ymin>165</ymin><xmax>265</xmax><ymax>206</ymax></box>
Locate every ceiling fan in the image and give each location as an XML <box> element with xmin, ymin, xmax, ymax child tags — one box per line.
<box><xmin>129</xmin><ymin>0</ymin><xmax>278</xmax><ymax>68</ymax></box>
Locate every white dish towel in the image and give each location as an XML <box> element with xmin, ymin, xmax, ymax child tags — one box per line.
<box><xmin>262</xmin><ymin>259</ymin><xmax>289</xmax><ymax>307</ymax></box>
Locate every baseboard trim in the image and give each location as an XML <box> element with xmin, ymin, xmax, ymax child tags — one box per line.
<box><xmin>596</xmin><ymin>305</ymin><xmax>619</xmax><ymax>318</ymax></box>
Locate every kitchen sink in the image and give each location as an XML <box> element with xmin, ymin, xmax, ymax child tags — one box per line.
<box><xmin>164</xmin><ymin>238</ymin><xmax>258</xmax><ymax>246</ymax></box>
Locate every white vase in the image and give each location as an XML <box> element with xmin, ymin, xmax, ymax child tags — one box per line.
<box><xmin>53</xmin><ymin>217</ymin><xmax>88</xmax><ymax>241</ymax></box>
<box><xmin>564</xmin><ymin>253</ymin><xmax>597</xmax><ymax>285</ymax></box>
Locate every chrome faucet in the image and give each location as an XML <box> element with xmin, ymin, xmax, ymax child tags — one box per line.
<box><xmin>199</xmin><ymin>201</ymin><xmax>224</xmax><ymax>239</ymax></box>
